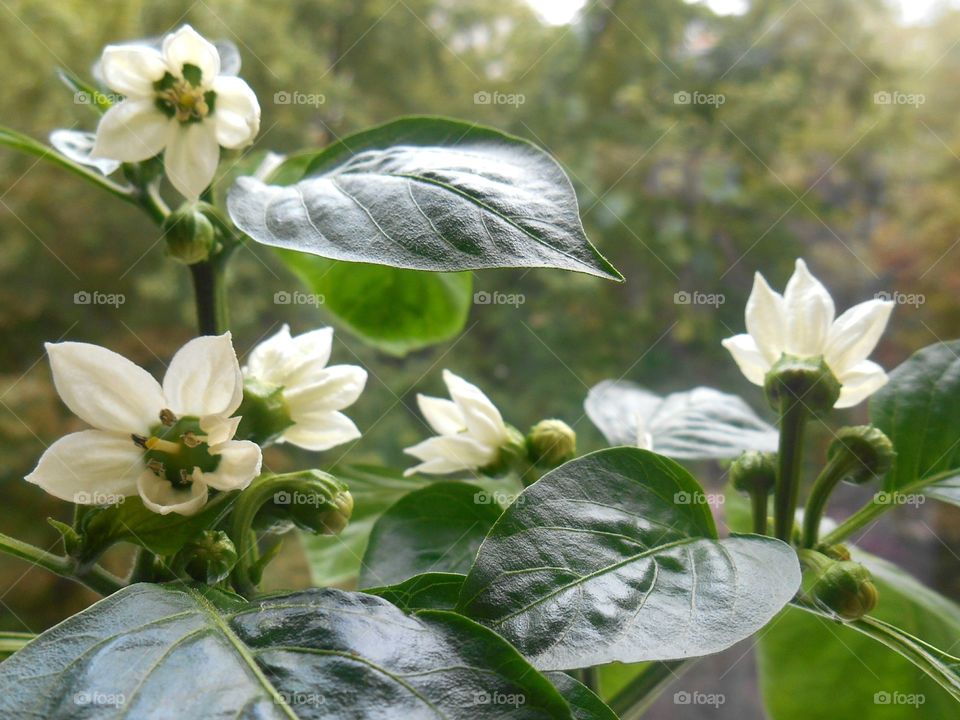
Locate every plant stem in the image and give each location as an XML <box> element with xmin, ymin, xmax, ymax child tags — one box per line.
<box><xmin>774</xmin><ymin>397</ymin><xmax>809</xmax><ymax>541</ymax></box>
<box><xmin>0</xmin><ymin>631</ymin><xmax>33</xmax><ymax>659</ymax></box>
<box><xmin>0</xmin><ymin>532</ymin><xmax>125</xmax><ymax>596</ymax></box>
<box><xmin>802</xmin><ymin>454</ymin><xmax>856</xmax><ymax>548</ymax></box>
<box><xmin>608</xmin><ymin>660</ymin><xmax>692</xmax><ymax>719</ymax></box>
<box><xmin>750</xmin><ymin>489</ymin><xmax>769</xmax><ymax>535</ymax></box>
<box><xmin>190</xmin><ymin>257</ymin><xmax>229</xmax><ymax>335</ymax></box>
<box><xmin>577</xmin><ymin>666</ymin><xmax>599</xmax><ymax>694</ymax></box>
<box><xmin>129</xmin><ymin>547</ymin><xmax>156</xmax><ymax>583</ymax></box>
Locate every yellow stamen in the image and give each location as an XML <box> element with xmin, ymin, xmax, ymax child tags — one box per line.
<box><xmin>145</xmin><ymin>437</ymin><xmax>181</xmax><ymax>455</ymax></box>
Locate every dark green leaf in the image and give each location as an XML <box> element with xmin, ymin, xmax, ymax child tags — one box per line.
<box><xmin>360</xmin><ymin>481</ymin><xmax>502</xmax><ymax>588</ymax></box>
<box><xmin>759</xmin><ymin>549</ymin><xmax>960</xmax><ymax>718</ymax></box>
<box><xmin>458</xmin><ymin>448</ymin><xmax>801</xmax><ymax>669</ymax></box>
<box><xmin>546</xmin><ymin>673</ymin><xmax>619</xmax><ymax>720</ymax></box>
<box><xmin>870</xmin><ymin>340</ymin><xmax>960</xmax><ymax>491</ymax></box>
<box><xmin>0</xmin><ymin>583</ymin><xmax>576</xmax><ymax>719</ymax></box>
<box><xmin>366</xmin><ymin>572</ymin><xmax>466</xmax><ymax>611</ymax></box>
<box><xmin>278</xmin><ymin>250</ymin><xmax>473</xmax><ymax>356</ymax></box>
<box><xmin>228</xmin><ymin>117</ymin><xmax>621</xmax><ymax>280</ymax></box>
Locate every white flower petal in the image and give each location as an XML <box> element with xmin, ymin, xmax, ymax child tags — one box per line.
<box><xmin>91</xmin><ymin>100</ymin><xmax>171</xmax><ymax>162</ymax></box>
<box><xmin>164</xmin><ymin>120</ymin><xmax>220</xmax><ymax>200</ymax></box>
<box><xmin>279</xmin><ymin>411</ymin><xmax>361</xmax><ymax>451</ymax></box>
<box><xmin>204</xmin><ymin>440</ymin><xmax>261</xmax><ymax>491</ymax></box>
<box><xmin>721</xmin><ymin>334</ymin><xmax>771</xmax><ymax>386</ymax></box>
<box><xmin>163</xmin><ymin>333</ymin><xmax>242</xmax><ymax>418</ymax></box>
<box><xmin>782</xmin><ymin>259</ymin><xmax>835</xmax><ymax>357</ymax></box>
<box><xmin>100</xmin><ymin>44</ymin><xmax>166</xmax><ymax>97</ymax></box>
<box><xmin>162</xmin><ymin>25</ymin><xmax>220</xmax><ymax>83</ymax></box>
<box><xmin>25</xmin><ymin>430</ymin><xmax>142</xmax><ymax>502</ymax></box>
<box><xmin>281</xmin><ymin>328</ymin><xmax>336</xmax><ymax>387</ymax></box>
<box><xmin>244</xmin><ymin>324</ymin><xmax>294</xmax><ymax>385</ymax></box>
<box><xmin>824</xmin><ymin>299</ymin><xmax>894</xmax><ymax>376</ymax></box>
<box><xmin>442</xmin><ymin>370</ymin><xmax>507</xmax><ymax>447</ymax></box>
<box><xmin>835</xmin><ymin>360</ymin><xmax>889</xmax><ymax>409</ymax></box>
<box><xmin>199</xmin><ymin>414</ymin><xmax>241</xmax><ymax>446</ymax></box>
<box><xmin>417</xmin><ymin>395</ymin><xmax>466</xmax><ymax>436</ymax></box>
<box><xmin>403</xmin><ymin>434</ymin><xmax>495</xmax><ymax>476</ymax></box>
<box><xmin>137</xmin><ymin>470</ymin><xmax>208</xmax><ymax>516</ymax></box>
<box><xmin>212</xmin><ymin>75</ymin><xmax>260</xmax><ymax>148</ymax></box>
<box><xmin>285</xmin><ymin>365</ymin><xmax>367</xmax><ymax>417</ymax></box>
<box><xmin>745</xmin><ymin>272</ymin><xmax>785</xmax><ymax>364</ymax></box>
<box><xmin>46</xmin><ymin>342</ymin><xmax>163</xmax><ymax>434</ymax></box>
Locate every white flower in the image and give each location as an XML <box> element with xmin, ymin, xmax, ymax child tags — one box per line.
<box><xmin>585</xmin><ymin>381</ymin><xmax>779</xmax><ymax>459</ymax></box>
<box><xmin>404</xmin><ymin>370</ymin><xmax>510</xmax><ymax>477</ymax></box>
<box><xmin>243</xmin><ymin>325</ymin><xmax>367</xmax><ymax>451</ymax></box>
<box><xmin>90</xmin><ymin>25</ymin><xmax>260</xmax><ymax>200</ymax></box>
<box><xmin>26</xmin><ymin>333</ymin><xmax>261</xmax><ymax>516</ymax></box>
<box><xmin>722</xmin><ymin>259</ymin><xmax>893</xmax><ymax>409</ymax></box>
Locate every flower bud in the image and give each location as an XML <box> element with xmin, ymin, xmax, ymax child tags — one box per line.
<box><xmin>254</xmin><ymin>470</ymin><xmax>353</xmax><ymax>536</ymax></box>
<box><xmin>799</xmin><ymin>549</ymin><xmax>878</xmax><ymax>620</ymax></box>
<box><xmin>234</xmin><ymin>379</ymin><xmax>294</xmax><ymax>447</ymax></box>
<box><xmin>163</xmin><ymin>204</ymin><xmax>217</xmax><ymax>264</ymax></box>
<box><xmin>730</xmin><ymin>451</ymin><xmax>777</xmax><ymax>495</ymax></box>
<box><xmin>527</xmin><ymin>419</ymin><xmax>577</xmax><ymax>468</ymax></box>
<box><xmin>173</xmin><ymin>530</ymin><xmax>238</xmax><ymax>585</ymax></box>
<box><xmin>479</xmin><ymin>425</ymin><xmax>529</xmax><ymax>477</ymax></box>
<box><xmin>827</xmin><ymin>426</ymin><xmax>895</xmax><ymax>485</ymax></box>
<box><xmin>763</xmin><ymin>355</ymin><xmax>841</xmax><ymax>415</ymax></box>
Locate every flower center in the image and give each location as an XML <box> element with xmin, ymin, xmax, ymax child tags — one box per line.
<box><xmin>133</xmin><ymin>410</ymin><xmax>221</xmax><ymax>488</ymax></box>
<box><xmin>154</xmin><ymin>64</ymin><xmax>216</xmax><ymax>124</ymax></box>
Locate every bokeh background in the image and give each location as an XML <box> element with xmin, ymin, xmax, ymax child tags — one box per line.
<box><xmin>1</xmin><ymin>0</ymin><xmax>959</xmax><ymax>715</ymax></box>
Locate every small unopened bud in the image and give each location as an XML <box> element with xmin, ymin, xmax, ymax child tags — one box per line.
<box><xmin>527</xmin><ymin>419</ymin><xmax>577</xmax><ymax>468</ymax></box>
<box><xmin>163</xmin><ymin>204</ymin><xmax>216</xmax><ymax>265</ymax></box>
<box><xmin>173</xmin><ymin>530</ymin><xmax>238</xmax><ymax>584</ymax></box>
<box><xmin>827</xmin><ymin>426</ymin><xmax>895</xmax><ymax>485</ymax></box>
<box><xmin>799</xmin><ymin>549</ymin><xmax>878</xmax><ymax>620</ymax></box>
<box><xmin>730</xmin><ymin>451</ymin><xmax>777</xmax><ymax>495</ymax></box>
<box><xmin>255</xmin><ymin>470</ymin><xmax>353</xmax><ymax>536</ymax></box>
<box><xmin>764</xmin><ymin>355</ymin><xmax>841</xmax><ymax>415</ymax></box>
<box><xmin>234</xmin><ymin>379</ymin><xmax>294</xmax><ymax>447</ymax></box>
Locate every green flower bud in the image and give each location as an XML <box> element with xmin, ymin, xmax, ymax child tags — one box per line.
<box><xmin>799</xmin><ymin>549</ymin><xmax>878</xmax><ymax>620</ymax></box>
<box><xmin>255</xmin><ymin>470</ymin><xmax>353</xmax><ymax>536</ymax></box>
<box><xmin>818</xmin><ymin>543</ymin><xmax>852</xmax><ymax>561</ymax></box>
<box><xmin>173</xmin><ymin>530</ymin><xmax>238</xmax><ymax>585</ymax></box>
<box><xmin>764</xmin><ymin>354</ymin><xmax>841</xmax><ymax>415</ymax></box>
<box><xmin>234</xmin><ymin>378</ymin><xmax>294</xmax><ymax>447</ymax></box>
<box><xmin>527</xmin><ymin>419</ymin><xmax>577</xmax><ymax>468</ymax></box>
<box><xmin>163</xmin><ymin>204</ymin><xmax>217</xmax><ymax>265</ymax></box>
<box><xmin>730</xmin><ymin>451</ymin><xmax>777</xmax><ymax>495</ymax></box>
<box><xmin>827</xmin><ymin>426</ymin><xmax>895</xmax><ymax>485</ymax></box>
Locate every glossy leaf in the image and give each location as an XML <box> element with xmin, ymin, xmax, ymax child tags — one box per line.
<box><xmin>547</xmin><ymin>673</ymin><xmax>619</xmax><ymax>720</ymax></box>
<box><xmin>49</xmin><ymin>130</ymin><xmax>120</xmax><ymax>176</ymax></box>
<box><xmin>228</xmin><ymin>117</ymin><xmax>621</xmax><ymax>280</ymax></box>
<box><xmin>759</xmin><ymin>549</ymin><xmax>960</xmax><ymax>718</ymax></box>
<box><xmin>0</xmin><ymin>583</ymin><xmax>576</xmax><ymax>719</ymax></box>
<box><xmin>458</xmin><ymin>448</ymin><xmax>801</xmax><ymax>670</ymax></box>
<box><xmin>366</xmin><ymin>572</ymin><xmax>466</xmax><ymax>611</ymax></box>
<box><xmin>870</xmin><ymin>340</ymin><xmax>960</xmax><ymax>490</ymax></box>
<box><xmin>278</xmin><ymin>250</ymin><xmax>473</xmax><ymax>356</ymax></box>
<box><xmin>360</xmin><ymin>481</ymin><xmax>502</xmax><ymax>588</ymax></box>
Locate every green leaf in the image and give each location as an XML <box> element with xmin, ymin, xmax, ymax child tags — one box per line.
<box><xmin>56</xmin><ymin>68</ymin><xmax>112</xmax><ymax>113</ymax></box>
<box><xmin>366</xmin><ymin>572</ymin><xmax>466</xmax><ymax>611</ymax></box>
<box><xmin>546</xmin><ymin>673</ymin><xmax>619</xmax><ymax>720</ymax></box>
<box><xmin>458</xmin><ymin>448</ymin><xmax>801</xmax><ymax>670</ymax></box>
<box><xmin>360</xmin><ymin>481</ymin><xmax>502</xmax><ymax>588</ymax></box>
<box><xmin>923</xmin><ymin>472</ymin><xmax>960</xmax><ymax>506</ymax></box>
<box><xmin>278</xmin><ymin>250</ymin><xmax>473</xmax><ymax>356</ymax></box>
<box><xmin>0</xmin><ymin>583</ymin><xmax>576</xmax><ymax>719</ymax></box>
<box><xmin>228</xmin><ymin>116</ymin><xmax>621</xmax><ymax>280</ymax></box>
<box><xmin>869</xmin><ymin>340</ymin><xmax>960</xmax><ymax>491</ymax></box>
<box><xmin>758</xmin><ymin>549</ymin><xmax>960</xmax><ymax>718</ymax></box>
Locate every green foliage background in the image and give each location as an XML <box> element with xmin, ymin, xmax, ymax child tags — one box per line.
<box><xmin>0</xmin><ymin>0</ymin><xmax>957</xmax><ymax>653</ymax></box>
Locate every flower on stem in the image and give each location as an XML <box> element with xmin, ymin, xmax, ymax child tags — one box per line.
<box><xmin>242</xmin><ymin>325</ymin><xmax>367</xmax><ymax>451</ymax></box>
<box><xmin>404</xmin><ymin>370</ymin><xmax>514</xmax><ymax>476</ymax></box>
<box><xmin>26</xmin><ymin>333</ymin><xmax>261</xmax><ymax>516</ymax></box>
<box><xmin>90</xmin><ymin>25</ymin><xmax>260</xmax><ymax>199</ymax></box>
<box><xmin>722</xmin><ymin>259</ymin><xmax>893</xmax><ymax>408</ymax></box>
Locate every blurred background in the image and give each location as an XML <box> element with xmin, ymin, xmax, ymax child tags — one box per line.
<box><xmin>1</xmin><ymin>0</ymin><xmax>958</xmax><ymax>715</ymax></box>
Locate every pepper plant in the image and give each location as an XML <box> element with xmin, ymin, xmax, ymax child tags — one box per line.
<box><xmin>0</xmin><ymin>25</ymin><xmax>957</xmax><ymax>720</ymax></box>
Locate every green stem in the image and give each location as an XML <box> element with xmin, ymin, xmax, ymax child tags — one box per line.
<box><xmin>190</xmin><ymin>257</ymin><xmax>230</xmax><ymax>335</ymax></box>
<box><xmin>750</xmin><ymin>489</ymin><xmax>769</xmax><ymax>535</ymax></box>
<box><xmin>608</xmin><ymin>660</ymin><xmax>692</xmax><ymax>719</ymax></box>
<box><xmin>774</xmin><ymin>397</ymin><xmax>809</xmax><ymax>541</ymax></box>
<box><xmin>227</xmin><ymin>475</ymin><xmax>279</xmax><ymax>596</ymax></box>
<box><xmin>129</xmin><ymin>547</ymin><xmax>156</xmax><ymax>583</ymax></box>
<box><xmin>577</xmin><ymin>666</ymin><xmax>599</xmax><ymax>694</ymax></box>
<box><xmin>802</xmin><ymin>454</ymin><xmax>856</xmax><ymax>548</ymax></box>
<box><xmin>0</xmin><ymin>631</ymin><xmax>34</xmax><ymax>659</ymax></box>
<box><xmin>0</xmin><ymin>532</ymin><xmax>125</xmax><ymax>596</ymax></box>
